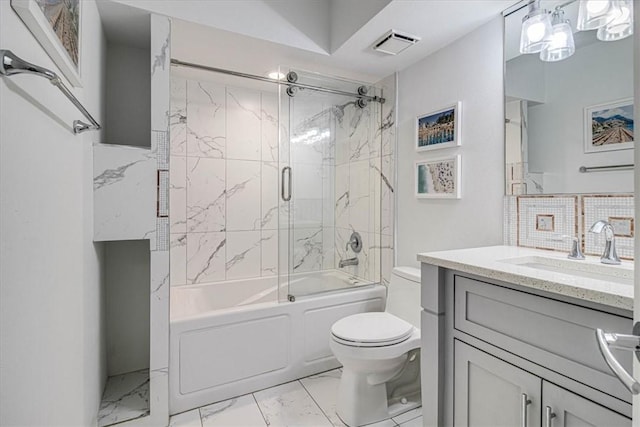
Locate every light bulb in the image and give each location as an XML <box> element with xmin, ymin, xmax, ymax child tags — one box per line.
<box><xmin>527</xmin><ymin>22</ymin><xmax>547</xmax><ymax>42</ymax></box>
<box><xmin>597</xmin><ymin>0</ymin><xmax>633</xmax><ymax>40</ymax></box>
<box><xmin>586</xmin><ymin>0</ymin><xmax>609</xmax><ymax>14</ymax></box>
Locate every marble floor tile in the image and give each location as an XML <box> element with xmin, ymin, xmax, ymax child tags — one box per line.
<box><xmin>169</xmin><ymin>409</ymin><xmax>202</xmax><ymax>427</ymax></box>
<box><xmin>398</xmin><ymin>415</ymin><xmax>423</xmax><ymax>427</ymax></box>
<box><xmin>392</xmin><ymin>407</ymin><xmax>422</xmax><ymax>425</ymax></box>
<box><xmin>253</xmin><ymin>381</ymin><xmax>332</xmax><ymax>427</ymax></box>
<box><xmin>200</xmin><ymin>394</ymin><xmax>266</xmax><ymax>427</ymax></box>
<box><xmin>300</xmin><ymin>370</ymin><xmax>397</xmax><ymax>427</ymax></box>
<box><xmin>97</xmin><ymin>369</ymin><xmax>150</xmax><ymax>427</ymax></box>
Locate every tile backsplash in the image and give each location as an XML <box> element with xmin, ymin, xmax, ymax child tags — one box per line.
<box><xmin>504</xmin><ymin>194</ymin><xmax>635</xmax><ymax>260</ymax></box>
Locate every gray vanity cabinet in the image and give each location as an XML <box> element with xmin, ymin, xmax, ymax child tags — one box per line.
<box><xmin>454</xmin><ymin>340</ymin><xmax>631</xmax><ymax>427</ymax></box>
<box><xmin>454</xmin><ymin>340</ymin><xmax>541</xmax><ymax>427</ymax></box>
<box><xmin>542</xmin><ymin>382</ymin><xmax>631</xmax><ymax>427</ymax></box>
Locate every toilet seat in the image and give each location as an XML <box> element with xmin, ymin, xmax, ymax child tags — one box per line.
<box><xmin>331</xmin><ymin>312</ymin><xmax>414</xmax><ymax>348</ymax></box>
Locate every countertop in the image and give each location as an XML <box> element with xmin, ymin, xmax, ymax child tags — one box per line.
<box><xmin>417</xmin><ymin>245</ymin><xmax>634</xmax><ymax>311</ymax></box>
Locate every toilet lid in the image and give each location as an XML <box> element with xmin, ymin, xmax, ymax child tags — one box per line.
<box><xmin>331</xmin><ymin>312</ymin><xmax>414</xmax><ymax>346</ymax></box>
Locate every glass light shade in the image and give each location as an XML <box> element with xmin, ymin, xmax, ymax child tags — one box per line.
<box><xmin>520</xmin><ymin>8</ymin><xmax>553</xmax><ymax>53</ymax></box>
<box><xmin>540</xmin><ymin>21</ymin><xmax>576</xmax><ymax>61</ymax></box>
<box><xmin>597</xmin><ymin>0</ymin><xmax>633</xmax><ymax>40</ymax></box>
<box><xmin>577</xmin><ymin>0</ymin><xmax>621</xmax><ymax>30</ymax></box>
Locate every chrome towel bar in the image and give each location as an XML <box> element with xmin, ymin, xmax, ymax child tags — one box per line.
<box><xmin>579</xmin><ymin>164</ymin><xmax>634</xmax><ymax>173</ymax></box>
<box><xmin>0</xmin><ymin>49</ymin><xmax>101</xmax><ymax>134</ymax></box>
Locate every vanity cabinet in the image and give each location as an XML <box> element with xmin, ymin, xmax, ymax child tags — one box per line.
<box><xmin>454</xmin><ymin>340</ymin><xmax>630</xmax><ymax>427</ymax></box>
<box><xmin>418</xmin><ymin>260</ymin><xmax>634</xmax><ymax>427</ymax></box>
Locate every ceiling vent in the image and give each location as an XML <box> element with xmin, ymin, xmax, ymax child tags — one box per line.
<box><xmin>373</xmin><ymin>30</ymin><xmax>420</xmax><ymax>55</ymax></box>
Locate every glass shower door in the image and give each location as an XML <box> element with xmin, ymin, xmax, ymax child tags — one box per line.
<box><xmin>280</xmin><ymin>69</ymin><xmax>383</xmax><ymax>300</ymax></box>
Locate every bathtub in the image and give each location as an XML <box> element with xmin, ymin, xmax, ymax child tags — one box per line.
<box><xmin>169</xmin><ymin>270</ymin><xmax>386</xmax><ymax>414</ymax></box>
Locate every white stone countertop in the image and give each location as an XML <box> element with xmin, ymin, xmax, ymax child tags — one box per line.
<box><xmin>417</xmin><ymin>245</ymin><xmax>634</xmax><ymax>311</ymax></box>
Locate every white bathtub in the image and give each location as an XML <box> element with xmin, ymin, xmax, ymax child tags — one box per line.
<box><xmin>169</xmin><ymin>271</ymin><xmax>386</xmax><ymax>414</ymax></box>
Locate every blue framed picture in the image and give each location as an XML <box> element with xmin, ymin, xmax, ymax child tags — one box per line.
<box><xmin>416</xmin><ymin>102</ymin><xmax>461</xmax><ymax>152</ymax></box>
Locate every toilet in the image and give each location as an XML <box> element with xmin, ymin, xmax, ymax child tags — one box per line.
<box><xmin>330</xmin><ymin>267</ymin><xmax>422</xmax><ymax>427</ymax></box>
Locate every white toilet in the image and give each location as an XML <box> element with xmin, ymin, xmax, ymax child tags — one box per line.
<box><xmin>330</xmin><ymin>267</ymin><xmax>422</xmax><ymax>427</ymax></box>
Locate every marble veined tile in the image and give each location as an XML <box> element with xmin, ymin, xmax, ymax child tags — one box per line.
<box><xmin>186</xmin><ymin>232</ymin><xmax>226</xmax><ymax>284</ymax></box>
<box><xmin>398</xmin><ymin>416</ymin><xmax>422</xmax><ymax>427</ymax></box>
<box><xmin>261</xmin><ymin>230</ymin><xmax>278</xmax><ymax>277</ymax></box>
<box><xmin>254</xmin><ymin>381</ymin><xmax>332</xmax><ymax>427</ymax></box>
<box><xmin>170</xmin><ymin>156</ymin><xmax>187</xmax><ymax>233</ymax></box>
<box><xmin>187</xmin><ymin>80</ymin><xmax>226</xmax><ymax>158</ymax></box>
<box><xmin>260</xmin><ymin>162</ymin><xmax>279</xmax><ymax>230</ymax></box>
<box><xmin>348</xmin><ymin>104</ymin><xmax>371</xmax><ymax>162</ymax></box>
<box><xmin>227</xmin><ymin>86</ymin><xmax>261</xmax><ymax>160</ymax></box>
<box><xmin>349</xmin><ymin>159</ymin><xmax>370</xmax><ymax>232</ymax></box>
<box><xmin>186</xmin><ymin>157</ymin><xmax>225</xmax><ymax>233</ymax></box>
<box><xmin>200</xmin><ymin>394</ymin><xmax>266</xmax><ymax>427</ymax></box>
<box><xmin>170</xmin><ymin>233</ymin><xmax>187</xmax><ymax>286</ymax></box>
<box><xmin>261</xmin><ymin>92</ymin><xmax>279</xmax><ymax>163</ymax></box>
<box><xmin>226</xmin><ymin>231</ymin><xmax>261</xmax><ymax>280</ymax></box>
<box><xmin>93</xmin><ymin>143</ymin><xmax>156</xmax><ymax>242</ymax></box>
<box><xmin>392</xmin><ymin>407</ymin><xmax>422</xmax><ymax>425</ymax></box>
<box><xmin>226</xmin><ymin>160</ymin><xmax>261</xmax><ymax>231</ymax></box>
<box><xmin>170</xmin><ymin>77</ymin><xmax>187</xmax><ymax>156</ymax></box>
<box><xmin>334</xmin><ymin>164</ymin><xmax>350</xmax><ymax>230</ymax></box>
<box><xmin>97</xmin><ymin>369</ymin><xmax>150</xmax><ymax>427</ymax></box>
<box><xmin>293</xmin><ymin>227</ymin><xmax>323</xmax><ymax>273</ymax></box>
<box><xmin>169</xmin><ymin>409</ymin><xmax>202</xmax><ymax>427</ymax></box>
<box><xmin>300</xmin><ymin>369</ymin><xmax>397</xmax><ymax>427</ymax></box>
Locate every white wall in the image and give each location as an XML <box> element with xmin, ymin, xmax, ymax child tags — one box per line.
<box><xmin>106</xmin><ymin>44</ymin><xmax>151</xmax><ymax>147</ymax></box>
<box><xmin>0</xmin><ymin>1</ymin><xmax>107</xmax><ymax>426</ymax></box>
<box><xmin>527</xmin><ymin>37</ymin><xmax>633</xmax><ymax>194</ymax></box>
<box><xmin>396</xmin><ymin>16</ymin><xmax>505</xmax><ymax>267</ymax></box>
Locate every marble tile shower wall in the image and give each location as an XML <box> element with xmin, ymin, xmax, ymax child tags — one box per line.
<box><xmin>169</xmin><ymin>74</ymin><xmax>396</xmax><ymax>287</ymax></box>
<box><xmin>169</xmin><ymin>77</ymin><xmax>280</xmax><ymax>285</ymax></box>
<box><xmin>503</xmin><ymin>194</ymin><xmax>635</xmax><ymax>260</ymax></box>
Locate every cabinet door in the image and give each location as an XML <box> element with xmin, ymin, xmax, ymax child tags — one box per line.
<box><xmin>454</xmin><ymin>340</ymin><xmax>541</xmax><ymax>427</ymax></box>
<box><xmin>542</xmin><ymin>381</ymin><xmax>630</xmax><ymax>427</ymax></box>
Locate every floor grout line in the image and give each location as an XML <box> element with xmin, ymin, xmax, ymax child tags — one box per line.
<box><xmin>251</xmin><ymin>392</ymin><xmax>269</xmax><ymax>427</ymax></box>
<box><xmin>297</xmin><ymin>379</ymin><xmax>336</xmax><ymax>427</ymax></box>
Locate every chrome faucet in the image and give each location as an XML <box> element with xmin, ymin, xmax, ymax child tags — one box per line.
<box><xmin>589</xmin><ymin>220</ymin><xmax>621</xmax><ymax>265</ymax></box>
<box><xmin>339</xmin><ymin>231</ymin><xmax>362</xmax><ymax>268</ymax></box>
<box><xmin>567</xmin><ymin>236</ymin><xmax>585</xmax><ymax>260</ymax></box>
<box><xmin>339</xmin><ymin>257</ymin><xmax>359</xmax><ymax>268</ymax></box>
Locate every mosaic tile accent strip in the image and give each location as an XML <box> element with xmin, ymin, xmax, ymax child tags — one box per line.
<box><xmin>517</xmin><ymin>196</ymin><xmax>578</xmax><ymax>252</ymax></box>
<box><xmin>155</xmin><ymin>130</ymin><xmax>169</xmax><ymax>170</ymax></box>
<box><xmin>583</xmin><ymin>195</ymin><xmax>634</xmax><ymax>259</ymax></box>
<box><xmin>504</xmin><ymin>196</ymin><xmax>517</xmax><ymax>246</ymax></box>
<box><xmin>158</xmin><ymin>170</ymin><xmax>169</xmax><ymax>217</ymax></box>
<box><xmin>156</xmin><ymin>217</ymin><xmax>169</xmax><ymax>251</ymax></box>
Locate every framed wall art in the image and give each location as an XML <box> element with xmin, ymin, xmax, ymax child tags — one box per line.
<box><xmin>416</xmin><ymin>102</ymin><xmax>461</xmax><ymax>152</ymax></box>
<box><xmin>11</xmin><ymin>0</ymin><xmax>82</xmax><ymax>87</ymax></box>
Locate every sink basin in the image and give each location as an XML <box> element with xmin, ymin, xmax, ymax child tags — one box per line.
<box><xmin>498</xmin><ymin>256</ymin><xmax>634</xmax><ymax>286</ymax></box>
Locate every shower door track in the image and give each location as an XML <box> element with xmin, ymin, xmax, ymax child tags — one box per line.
<box><xmin>171</xmin><ymin>58</ymin><xmax>385</xmax><ymax>104</ymax></box>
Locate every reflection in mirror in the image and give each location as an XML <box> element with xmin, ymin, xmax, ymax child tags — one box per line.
<box><xmin>504</xmin><ymin>0</ymin><xmax>634</xmax><ymax>195</ymax></box>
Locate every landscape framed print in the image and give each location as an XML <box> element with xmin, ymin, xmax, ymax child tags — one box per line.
<box><xmin>416</xmin><ymin>102</ymin><xmax>461</xmax><ymax>152</ymax></box>
<box><xmin>415</xmin><ymin>155</ymin><xmax>461</xmax><ymax>199</ymax></box>
<box><xmin>584</xmin><ymin>98</ymin><xmax>634</xmax><ymax>153</ymax></box>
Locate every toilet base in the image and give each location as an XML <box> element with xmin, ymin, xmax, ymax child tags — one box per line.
<box><xmin>336</xmin><ymin>349</ymin><xmax>421</xmax><ymax>427</ymax></box>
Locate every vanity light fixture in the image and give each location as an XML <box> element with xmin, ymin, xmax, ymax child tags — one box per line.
<box><xmin>540</xmin><ymin>8</ymin><xmax>575</xmax><ymax>62</ymax></box>
<box><xmin>577</xmin><ymin>0</ymin><xmax>621</xmax><ymax>31</ymax></box>
<box><xmin>520</xmin><ymin>0</ymin><xmax>553</xmax><ymax>54</ymax></box>
<box><xmin>596</xmin><ymin>0</ymin><xmax>633</xmax><ymax>41</ymax></box>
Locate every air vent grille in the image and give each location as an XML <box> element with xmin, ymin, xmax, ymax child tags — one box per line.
<box><xmin>373</xmin><ymin>30</ymin><xmax>420</xmax><ymax>55</ymax></box>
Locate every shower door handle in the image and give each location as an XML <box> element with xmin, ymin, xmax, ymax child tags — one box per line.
<box><xmin>281</xmin><ymin>166</ymin><xmax>292</xmax><ymax>201</ymax></box>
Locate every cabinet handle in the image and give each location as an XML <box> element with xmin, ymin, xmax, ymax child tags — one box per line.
<box><xmin>521</xmin><ymin>393</ymin><xmax>532</xmax><ymax>427</ymax></box>
<box><xmin>545</xmin><ymin>406</ymin><xmax>556</xmax><ymax>427</ymax></box>
<box><xmin>281</xmin><ymin>166</ymin><xmax>291</xmax><ymax>201</ymax></box>
<box><xmin>596</xmin><ymin>328</ymin><xmax>640</xmax><ymax>394</ymax></box>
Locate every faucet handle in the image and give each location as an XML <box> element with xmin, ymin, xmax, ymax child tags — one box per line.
<box><xmin>567</xmin><ymin>236</ymin><xmax>585</xmax><ymax>260</ymax></box>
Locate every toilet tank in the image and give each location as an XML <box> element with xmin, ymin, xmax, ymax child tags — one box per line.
<box><xmin>386</xmin><ymin>266</ymin><xmax>421</xmax><ymax>329</ymax></box>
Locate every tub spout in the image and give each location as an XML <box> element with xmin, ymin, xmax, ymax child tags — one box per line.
<box><xmin>339</xmin><ymin>257</ymin><xmax>358</xmax><ymax>268</ymax></box>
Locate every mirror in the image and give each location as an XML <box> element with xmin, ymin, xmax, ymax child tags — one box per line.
<box><xmin>504</xmin><ymin>0</ymin><xmax>634</xmax><ymax>195</ymax></box>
